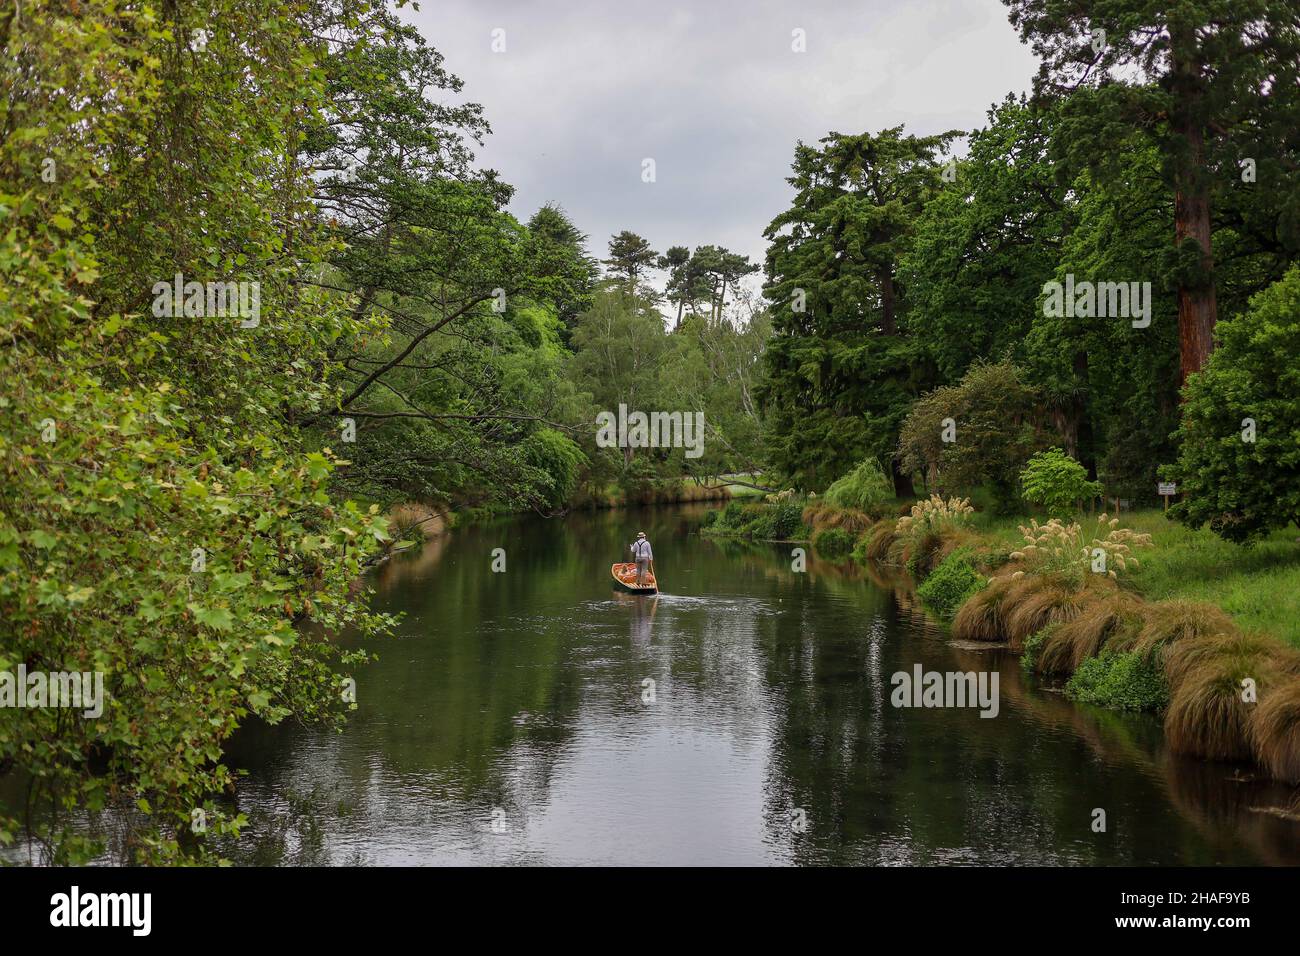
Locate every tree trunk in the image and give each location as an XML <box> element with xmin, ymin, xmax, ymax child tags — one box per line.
<box><xmin>880</xmin><ymin>270</ymin><xmax>896</xmax><ymax>335</ymax></box>
<box><xmin>891</xmin><ymin>459</ymin><xmax>914</xmax><ymax>498</ymax></box>
<box><xmin>1170</xmin><ymin>25</ymin><xmax>1218</xmax><ymax>386</ymax></box>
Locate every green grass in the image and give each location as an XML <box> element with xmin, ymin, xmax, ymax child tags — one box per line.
<box><xmin>965</xmin><ymin>504</ymin><xmax>1300</xmax><ymax>648</ymax></box>
<box><xmin>1116</xmin><ymin>510</ymin><xmax>1300</xmax><ymax>648</ymax></box>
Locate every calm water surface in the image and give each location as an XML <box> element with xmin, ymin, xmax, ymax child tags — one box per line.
<box><xmin>222</xmin><ymin>506</ymin><xmax>1300</xmax><ymax>866</ymax></box>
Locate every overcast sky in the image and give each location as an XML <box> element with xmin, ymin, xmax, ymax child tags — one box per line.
<box><xmin>402</xmin><ymin>0</ymin><xmax>1040</xmax><ymax>290</ymax></box>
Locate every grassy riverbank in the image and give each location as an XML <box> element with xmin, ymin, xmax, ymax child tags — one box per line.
<box><xmin>960</xmin><ymin>510</ymin><xmax>1300</xmax><ymax>648</ymax></box>
<box><xmin>704</xmin><ymin>495</ymin><xmax>1300</xmax><ymax>784</ymax></box>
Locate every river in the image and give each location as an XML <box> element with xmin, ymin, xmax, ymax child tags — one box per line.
<box><xmin>215</xmin><ymin>505</ymin><xmax>1300</xmax><ymax>865</ymax></box>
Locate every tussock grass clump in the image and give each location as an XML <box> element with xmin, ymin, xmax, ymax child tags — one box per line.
<box><xmin>1250</xmin><ymin>668</ymin><xmax>1300</xmax><ymax>783</ymax></box>
<box><xmin>951</xmin><ymin>575</ymin><xmax>1013</xmax><ymax>642</ymax></box>
<box><xmin>1036</xmin><ymin>591</ymin><xmax>1144</xmax><ymax>675</ymax></box>
<box><xmin>862</xmin><ymin>520</ymin><xmax>898</xmax><ymax>562</ymax></box>
<box><xmin>999</xmin><ymin>573</ymin><xmax>1099</xmax><ymax>651</ymax></box>
<box><xmin>897</xmin><ymin>528</ymin><xmax>944</xmax><ymax>576</ymax></box>
<box><xmin>1163</xmin><ymin>631</ymin><xmax>1286</xmax><ymax>761</ymax></box>
<box><xmin>1162</xmin><ymin>629</ymin><xmax>1274</xmax><ymax>690</ymax></box>
<box><xmin>802</xmin><ymin>501</ymin><xmax>874</xmax><ymax>537</ymax></box>
<box><xmin>1111</xmin><ymin>600</ymin><xmax>1239</xmax><ymax>659</ymax></box>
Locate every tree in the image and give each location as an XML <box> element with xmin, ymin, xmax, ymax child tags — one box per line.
<box><xmin>1004</xmin><ymin>0</ymin><xmax>1300</xmax><ymax>384</ymax></box>
<box><xmin>528</xmin><ymin>203</ymin><xmax>599</xmax><ymax>342</ymax></box>
<box><xmin>1020</xmin><ymin>448</ymin><xmax>1103</xmax><ymax>516</ymax></box>
<box><xmin>0</xmin><ymin>0</ymin><xmax>394</xmax><ymax>863</ymax></box>
<box><xmin>897</xmin><ymin>361</ymin><xmax>1046</xmax><ymax>510</ymax></box>
<box><xmin>657</xmin><ymin>245</ymin><xmax>692</xmax><ymax>328</ymax></box>
<box><xmin>759</xmin><ymin>126</ymin><xmax>958</xmax><ymax>490</ymax></box>
<box><xmin>299</xmin><ymin>8</ymin><xmax>587</xmax><ymax>510</ymax></box>
<box><xmin>1168</xmin><ymin>265</ymin><xmax>1300</xmax><ymax>542</ymax></box>
<box><xmin>568</xmin><ymin>287</ymin><xmax>670</xmax><ymax>464</ymax></box>
<box><xmin>903</xmin><ymin>95</ymin><xmax>1068</xmax><ymax>381</ymax></box>
<box><xmin>603</xmin><ymin>231</ymin><xmax>659</xmax><ymax>293</ymax></box>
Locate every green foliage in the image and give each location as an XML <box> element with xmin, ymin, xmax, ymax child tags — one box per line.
<box><xmin>897</xmin><ymin>361</ymin><xmax>1043</xmax><ymax>510</ymax></box>
<box><xmin>0</xmin><ymin>0</ymin><xmax>397</xmax><ymax>863</ymax></box>
<box><xmin>706</xmin><ymin>498</ymin><xmax>807</xmax><ymax>541</ymax></box>
<box><xmin>616</xmin><ymin>456</ymin><xmax>659</xmax><ymax>500</ymax></box>
<box><xmin>1065</xmin><ymin>652</ymin><xmax>1170</xmax><ymax>712</ymax></box>
<box><xmin>773</xmin><ymin>501</ymin><xmax>807</xmax><ymax>540</ymax></box>
<box><xmin>1169</xmin><ymin>266</ymin><xmax>1300</xmax><ymax>543</ymax></box>
<box><xmin>524</xmin><ymin>429</ymin><xmax>588</xmax><ymax>511</ymax></box>
<box><xmin>813</xmin><ymin>528</ymin><xmax>855</xmax><ymax>558</ymax></box>
<box><xmin>916</xmin><ymin>549</ymin><xmax>985</xmax><ymax>619</ymax></box>
<box><xmin>1022</xmin><ymin>626</ymin><xmax>1054</xmax><ymax>673</ymax></box>
<box><xmin>824</xmin><ymin>459</ymin><xmax>895</xmax><ymax>514</ymax></box>
<box><xmin>1020</xmin><ymin>448</ymin><xmax>1102</xmax><ymax>517</ymax></box>
<box><xmin>902</xmin><ymin>94</ymin><xmax>1066</xmax><ymax>381</ymax></box>
<box><xmin>759</xmin><ymin>127</ymin><xmax>958</xmax><ymax>488</ymax></box>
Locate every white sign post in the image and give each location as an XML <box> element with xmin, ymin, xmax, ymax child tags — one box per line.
<box><xmin>1158</xmin><ymin>481</ymin><xmax>1177</xmax><ymax>511</ymax></box>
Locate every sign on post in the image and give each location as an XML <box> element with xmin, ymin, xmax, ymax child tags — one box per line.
<box><xmin>1158</xmin><ymin>481</ymin><xmax>1177</xmax><ymax>511</ymax></box>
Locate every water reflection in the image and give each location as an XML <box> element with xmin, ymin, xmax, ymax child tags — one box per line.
<box><xmin>207</xmin><ymin>506</ymin><xmax>1300</xmax><ymax>866</ymax></box>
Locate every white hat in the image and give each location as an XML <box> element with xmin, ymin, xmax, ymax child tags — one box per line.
<box><xmin>636</xmin><ymin>531</ymin><xmax>646</xmax><ymax>537</ymax></box>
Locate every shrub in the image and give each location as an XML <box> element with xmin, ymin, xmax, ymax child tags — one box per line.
<box><xmin>1066</xmin><ymin>651</ymin><xmax>1170</xmax><ymax>711</ymax></box>
<box><xmin>916</xmin><ymin>548</ymin><xmax>984</xmax><ymax>619</ymax></box>
<box><xmin>1022</xmin><ymin>625</ymin><xmax>1054</xmax><ymax>672</ymax></box>
<box><xmin>824</xmin><ymin>459</ymin><xmax>894</xmax><ymax>514</ymax></box>
<box><xmin>700</xmin><ymin>508</ymin><xmax>719</xmax><ymax>528</ymax></box>
<box><xmin>720</xmin><ymin>500</ymin><xmax>746</xmax><ymax>528</ymax></box>
<box><xmin>813</xmin><ymin>527</ymin><xmax>855</xmax><ymax>558</ymax></box>
<box><xmin>897</xmin><ymin>360</ymin><xmax>1043</xmax><ymax>510</ymax></box>
<box><xmin>1019</xmin><ymin>447</ymin><xmax>1102</xmax><ymax>517</ymax></box>
<box><xmin>1167</xmin><ymin>264</ymin><xmax>1300</xmax><ymax>543</ymax></box>
<box><xmin>769</xmin><ymin>501</ymin><xmax>806</xmax><ymax>539</ymax></box>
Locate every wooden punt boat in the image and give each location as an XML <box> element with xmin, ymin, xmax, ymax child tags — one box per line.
<box><xmin>611</xmin><ymin>562</ymin><xmax>658</xmax><ymax>594</ymax></box>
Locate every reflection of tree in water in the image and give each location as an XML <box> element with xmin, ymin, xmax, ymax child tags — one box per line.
<box><xmin>223</xmin><ymin>505</ymin><xmax>1299</xmax><ymax>864</ymax></box>
<box><xmin>742</xmin><ymin>539</ymin><xmax>1300</xmax><ymax>865</ymax></box>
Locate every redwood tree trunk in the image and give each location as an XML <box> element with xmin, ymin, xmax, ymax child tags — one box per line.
<box><xmin>1170</xmin><ymin>26</ymin><xmax>1218</xmax><ymax>386</ymax></box>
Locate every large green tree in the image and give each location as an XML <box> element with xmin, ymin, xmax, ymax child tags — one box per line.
<box><xmin>759</xmin><ymin>126</ymin><xmax>958</xmax><ymax>490</ymax></box>
<box><xmin>0</xmin><ymin>0</ymin><xmax>395</xmax><ymax>863</ymax></box>
<box><xmin>1168</xmin><ymin>265</ymin><xmax>1300</xmax><ymax>542</ymax></box>
<box><xmin>1004</xmin><ymin>0</ymin><xmax>1300</xmax><ymax>384</ymax></box>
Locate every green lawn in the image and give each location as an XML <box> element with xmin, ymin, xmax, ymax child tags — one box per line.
<box><xmin>1117</xmin><ymin>511</ymin><xmax>1300</xmax><ymax>647</ymax></box>
<box><xmin>963</xmin><ymin>506</ymin><xmax>1300</xmax><ymax>647</ymax></box>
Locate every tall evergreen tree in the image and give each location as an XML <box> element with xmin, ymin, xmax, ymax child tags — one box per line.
<box><xmin>1004</xmin><ymin>0</ymin><xmax>1300</xmax><ymax>384</ymax></box>
<box><xmin>759</xmin><ymin>127</ymin><xmax>958</xmax><ymax>490</ymax></box>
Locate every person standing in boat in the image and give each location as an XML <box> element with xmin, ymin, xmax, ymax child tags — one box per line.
<box><xmin>630</xmin><ymin>531</ymin><xmax>655</xmax><ymax>586</ymax></box>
